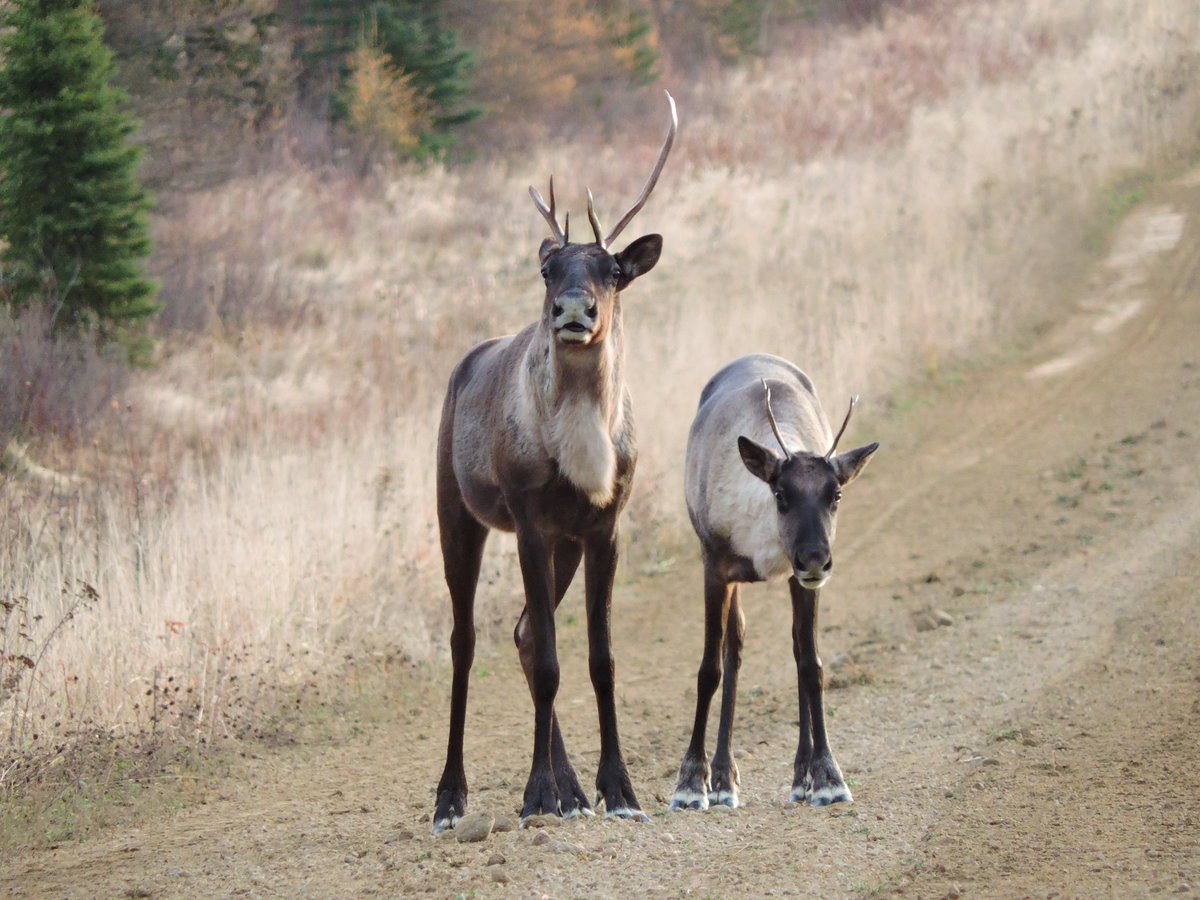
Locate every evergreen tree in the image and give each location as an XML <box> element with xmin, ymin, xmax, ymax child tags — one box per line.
<box><xmin>0</xmin><ymin>0</ymin><xmax>157</xmax><ymax>343</ymax></box>
<box><xmin>302</xmin><ymin>0</ymin><xmax>479</xmax><ymax>158</ymax></box>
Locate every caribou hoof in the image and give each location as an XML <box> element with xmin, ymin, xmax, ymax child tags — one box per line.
<box><xmin>431</xmin><ymin>814</ymin><xmax>460</xmax><ymax>834</ymax></box>
<box><xmin>432</xmin><ymin>786</ymin><xmax>465</xmax><ymax>834</ymax></box>
<box><xmin>791</xmin><ymin>756</ymin><xmax>853</xmax><ymax>806</ymax></box>
<box><xmin>670</xmin><ymin>756</ymin><xmax>711</xmax><ymax>811</ymax></box>
<box><xmin>707</xmin><ymin>787</ymin><xmax>739</xmax><ymax>808</ymax></box>
<box><xmin>520</xmin><ymin>770</ymin><xmax>562</xmax><ymax>822</ymax></box>
<box><xmin>669</xmin><ymin>787</ymin><xmax>710</xmax><ymax>811</ymax></box>
<box><xmin>604</xmin><ymin>805</ymin><xmax>650</xmax><ymax>822</ymax></box>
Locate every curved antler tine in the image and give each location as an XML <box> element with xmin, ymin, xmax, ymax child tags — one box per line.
<box><xmin>761</xmin><ymin>378</ymin><xmax>792</xmax><ymax>461</ymax></box>
<box><xmin>586</xmin><ymin>187</ymin><xmax>605</xmax><ymax>248</ymax></box>
<box><xmin>529</xmin><ymin>175</ymin><xmax>566</xmax><ymax>247</ymax></box>
<box><xmin>563</xmin><ymin>210</ymin><xmax>570</xmax><ymax>245</ymax></box>
<box><xmin>603</xmin><ymin>89</ymin><xmax>678</xmax><ymax>247</ymax></box>
<box><xmin>826</xmin><ymin>395</ymin><xmax>859</xmax><ymax>458</ymax></box>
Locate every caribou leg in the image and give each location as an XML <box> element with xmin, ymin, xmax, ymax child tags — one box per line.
<box><xmin>585</xmin><ymin>528</ymin><xmax>647</xmax><ymax>821</ymax></box>
<box><xmin>432</xmin><ymin>490</ymin><xmax>489</xmax><ymax>833</ymax></box>
<box><xmin>789</xmin><ymin>578</ymin><xmax>852</xmax><ymax>806</ymax></box>
<box><xmin>670</xmin><ymin>557</ymin><xmax>733</xmax><ymax>810</ymax></box>
<box><xmin>513</xmin><ymin>517</ymin><xmax>562</xmax><ymax>822</ymax></box>
<box><xmin>515</xmin><ymin>539</ymin><xmax>593</xmax><ymax>818</ymax></box>
<box><xmin>710</xmin><ymin>584</ymin><xmax>744</xmax><ymax>807</ymax></box>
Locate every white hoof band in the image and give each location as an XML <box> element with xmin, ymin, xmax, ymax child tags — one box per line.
<box><xmin>605</xmin><ymin>807</ymin><xmax>649</xmax><ymax>822</ymax></box>
<box><xmin>808</xmin><ymin>784</ymin><xmax>853</xmax><ymax>807</ymax></box>
<box><xmin>708</xmin><ymin>789</ymin><xmax>739</xmax><ymax>808</ymax></box>
<box><xmin>669</xmin><ymin>789</ymin><xmax>710</xmax><ymax>811</ymax></box>
<box><xmin>432</xmin><ymin>815</ymin><xmax>460</xmax><ymax>834</ymax></box>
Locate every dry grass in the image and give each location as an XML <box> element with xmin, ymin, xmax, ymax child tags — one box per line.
<box><xmin>3</xmin><ymin>0</ymin><xmax>1199</xmax><ymax>784</ymax></box>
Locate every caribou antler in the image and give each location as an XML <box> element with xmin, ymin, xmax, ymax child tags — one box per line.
<box><xmin>601</xmin><ymin>90</ymin><xmax>678</xmax><ymax>249</ymax></box>
<box><xmin>826</xmin><ymin>396</ymin><xmax>859</xmax><ymax>458</ymax></box>
<box><xmin>761</xmin><ymin>378</ymin><xmax>792</xmax><ymax>462</ymax></box>
<box><xmin>531</xmin><ymin>90</ymin><xmax>677</xmax><ymax>250</ymax></box>
<box><xmin>529</xmin><ymin>175</ymin><xmax>567</xmax><ymax>248</ymax></box>
<box><xmin>586</xmin><ymin>187</ymin><xmax>603</xmax><ymax>245</ymax></box>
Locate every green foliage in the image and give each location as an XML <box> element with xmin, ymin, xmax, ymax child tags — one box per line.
<box><xmin>0</xmin><ymin>0</ymin><xmax>157</xmax><ymax>348</ymax></box>
<box><xmin>303</xmin><ymin>0</ymin><xmax>479</xmax><ymax>158</ymax></box>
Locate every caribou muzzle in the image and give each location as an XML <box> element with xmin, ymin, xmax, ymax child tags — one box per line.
<box><xmin>794</xmin><ymin>547</ymin><xmax>833</xmax><ymax>590</ymax></box>
<box><xmin>552</xmin><ymin>289</ymin><xmax>599</xmax><ymax>344</ymax></box>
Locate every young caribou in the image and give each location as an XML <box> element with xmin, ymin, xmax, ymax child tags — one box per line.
<box><xmin>431</xmin><ymin>92</ymin><xmax>678</xmax><ymax>833</ymax></box>
<box><xmin>670</xmin><ymin>354</ymin><xmax>878</xmax><ymax>810</ymax></box>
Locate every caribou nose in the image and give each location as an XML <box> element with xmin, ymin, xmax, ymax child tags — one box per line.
<box><xmin>795</xmin><ymin>549</ymin><xmax>832</xmax><ymax>581</ymax></box>
<box><xmin>555</xmin><ymin>289</ymin><xmax>593</xmax><ymax>317</ymax></box>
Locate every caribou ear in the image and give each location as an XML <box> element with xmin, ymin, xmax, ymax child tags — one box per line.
<box><xmin>614</xmin><ymin>234</ymin><xmax>662</xmax><ymax>288</ymax></box>
<box><xmin>738</xmin><ymin>435</ymin><xmax>782</xmax><ymax>484</ymax></box>
<box><xmin>538</xmin><ymin>238</ymin><xmax>559</xmax><ymax>265</ymax></box>
<box><xmin>831</xmin><ymin>442</ymin><xmax>879</xmax><ymax>487</ymax></box>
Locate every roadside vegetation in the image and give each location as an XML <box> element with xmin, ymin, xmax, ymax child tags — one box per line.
<box><xmin>2</xmin><ymin>0</ymin><xmax>1199</xmax><ymax>842</ymax></box>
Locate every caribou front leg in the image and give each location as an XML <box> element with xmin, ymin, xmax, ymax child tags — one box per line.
<box><xmin>432</xmin><ymin>489</ymin><xmax>489</xmax><ymax>833</ymax></box>
<box><xmin>514</xmin><ymin>520</ymin><xmax>562</xmax><ymax>822</ymax></box>
<box><xmin>514</xmin><ymin>540</ymin><xmax>593</xmax><ymax>819</ymax></box>
<box><xmin>671</xmin><ymin>560</ymin><xmax>732</xmax><ymax>810</ymax></box>
<box><xmin>709</xmin><ymin>585</ymin><xmax>744</xmax><ymax>807</ymax></box>
<box><xmin>585</xmin><ymin>529</ymin><xmax>647</xmax><ymax>821</ymax></box>
<box><xmin>789</xmin><ymin>578</ymin><xmax>852</xmax><ymax>806</ymax></box>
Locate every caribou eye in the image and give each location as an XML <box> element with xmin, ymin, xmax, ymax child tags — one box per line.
<box><xmin>541</xmin><ymin>264</ymin><xmax>550</xmax><ymax>281</ymax></box>
<box><xmin>774</xmin><ymin>490</ymin><xmax>787</xmax><ymax>510</ymax></box>
<box><xmin>832</xmin><ymin>489</ymin><xmax>842</xmax><ymax>508</ymax></box>
<box><xmin>608</xmin><ymin>265</ymin><xmax>621</xmax><ymax>285</ymax></box>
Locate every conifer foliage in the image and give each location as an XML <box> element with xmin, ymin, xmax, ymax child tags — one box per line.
<box><xmin>0</xmin><ymin>0</ymin><xmax>157</xmax><ymax>342</ymax></box>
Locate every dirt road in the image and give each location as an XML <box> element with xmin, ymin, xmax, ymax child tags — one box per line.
<box><xmin>5</xmin><ymin>169</ymin><xmax>1200</xmax><ymax>898</ymax></box>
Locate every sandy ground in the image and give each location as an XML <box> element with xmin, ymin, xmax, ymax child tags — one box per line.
<box><xmin>4</xmin><ymin>169</ymin><xmax>1200</xmax><ymax>898</ymax></box>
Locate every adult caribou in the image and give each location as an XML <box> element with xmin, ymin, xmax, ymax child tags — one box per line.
<box><xmin>432</xmin><ymin>92</ymin><xmax>677</xmax><ymax>833</ymax></box>
<box><xmin>670</xmin><ymin>354</ymin><xmax>878</xmax><ymax>811</ymax></box>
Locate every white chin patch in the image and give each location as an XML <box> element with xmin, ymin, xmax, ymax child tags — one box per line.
<box><xmin>557</xmin><ymin>329</ymin><xmax>592</xmax><ymax>344</ymax></box>
<box><xmin>798</xmin><ymin>574</ymin><xmax>829</xmax><ymax>590</ymax></box>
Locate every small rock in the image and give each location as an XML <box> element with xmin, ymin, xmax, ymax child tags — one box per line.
<box><xmin>492</xmin><ymin>812</ymin><xmax>517</xmax><ymax>833</ymax></box>
<box><xmin>980</xmin><ymin>757</ymin><xmax>1001</xmax><ymax>767</ymax></box>
<box><xmin>933</xmin><ymin>609</ymin><xmax>955</xmax><ymax>626</ymax></box>
<box><xmin>455</xmin><ymin>811</ymin><xmax>495</xmax><ymax>843</ymax></box>
<box><xmin>532</xmin><ymin>831</ymin><xmax>551</xmax><ymax>847</ymax></box>
<box><xmin>914</xmin><ymin>613</ymin><xmax>939</xmax><ymax>633</ymax></box>
<box><xmin>486</xmin><ymin>852</ymin><xmax>506</xmax><ymax>866</ymax></box>
<box><xmin>522</xmin><ymin>814</ymin><xmax>560</xmax><ymax>829</ymax></box>
<box><xmin>490</xmin><ymin>870</ymin><xmax>511</xmax><ymax>884</ymax></box>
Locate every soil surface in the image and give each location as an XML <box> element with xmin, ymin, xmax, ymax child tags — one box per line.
<box><xmin>5</xmin><ymin>170</ymin><xmax>1200</xmax><ymax>898</ymax></box>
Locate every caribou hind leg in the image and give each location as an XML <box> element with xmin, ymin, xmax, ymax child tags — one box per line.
<box><xmin>670</xmin><ymin>558</ymin><xmax>732</xmax><ymax>811</ymax></box>
<box><xmin>709</xmin><ymin>584</ymin><xmax>744</xmax><ymax>807</ymax></box>
<box><xmin>515</xmin><ymin>540</ymin><xmax>594</xmax><ymax>819</ymax></box>
<box><xmin>585</xmin><ymin>530</ymin><xmax>647</xmax><ymax>821</ymax></box>
<box><xmin>432</xmin><ymin>487</ymin><xmax>489</xmax><ymax>833</ymax></box>
<box><xmin>789</xmin><ymin>579</ymin><xmax>852</xmax><ymax>806</ymax></box>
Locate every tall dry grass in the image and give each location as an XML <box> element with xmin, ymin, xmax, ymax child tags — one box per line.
<box><xmin>3</xmin><ymin>0</ymin><xmax>1199</xmax><ymax>772</ymax></box>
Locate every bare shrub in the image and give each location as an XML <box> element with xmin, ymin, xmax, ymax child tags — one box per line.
<box><xmin>0</xmin><ymin>306</ymin><xmax>127</xmax><ymax>446</ymax></box>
